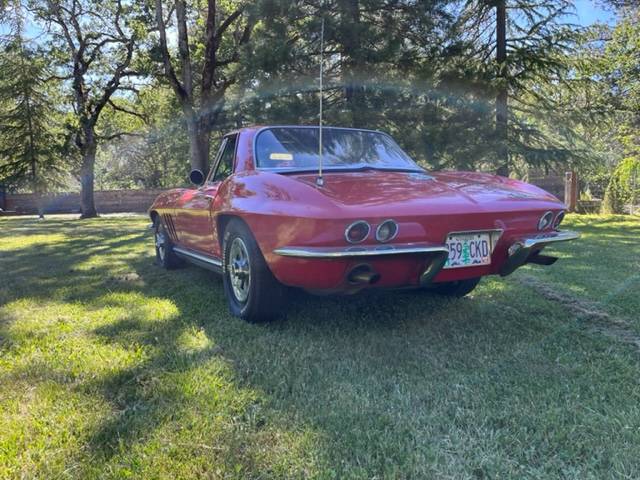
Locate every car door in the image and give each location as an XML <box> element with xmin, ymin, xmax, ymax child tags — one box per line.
<box><xmin>178</xmin><ymin>134</ymin><xmax>237</xmax><ymax>256</ymax></box>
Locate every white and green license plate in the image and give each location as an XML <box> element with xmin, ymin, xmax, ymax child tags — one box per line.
<box><xmin>444</xmin><ymin>232</ymin><xmax>492</xmax><ymax>269</ymax></box>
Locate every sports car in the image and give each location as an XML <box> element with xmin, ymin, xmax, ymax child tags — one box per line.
<box><xmin>149</xmin><ymin>126</ymin><xmax>579</xmax><ymax>322</ymax></box>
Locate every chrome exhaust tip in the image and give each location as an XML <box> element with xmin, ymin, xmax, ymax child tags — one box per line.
<box><xmin>347</xmin><ymin>264</ymin><xmax>381</xmax><ymax>285</ymax></box>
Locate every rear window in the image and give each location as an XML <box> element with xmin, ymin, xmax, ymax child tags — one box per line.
<box><xmin>255</xmin><ymin>127</ymin><xmax>421</xmax><ymax>172</ymax></box>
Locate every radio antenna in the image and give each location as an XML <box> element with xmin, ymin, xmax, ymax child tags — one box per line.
<box><xmin>316</xmin><ymin>17</ymin><xmax>325</xmax><ymax>187</ymax></box>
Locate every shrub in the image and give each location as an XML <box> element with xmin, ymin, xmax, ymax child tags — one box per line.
<box><xmin>601</xmin><ymin>157</ymin><xmax>640</xmax><ymax>214</ymax></box>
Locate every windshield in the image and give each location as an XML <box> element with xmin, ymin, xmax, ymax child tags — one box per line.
<box><xmin>255</xmin><ymin>127</ymin><xmax>422</xmax><ymax>172</ymax></box>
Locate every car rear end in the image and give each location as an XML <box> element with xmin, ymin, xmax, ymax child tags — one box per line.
<box><xmin>249</xmin><ymin>206</ymin><xmax>577</xmax><ymax>294</ymax></box>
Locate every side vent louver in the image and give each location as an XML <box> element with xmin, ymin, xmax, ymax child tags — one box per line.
<box><xmin>162</xmin><ymin>214</ymin><xmax>178</xmax><ymax>242</ymax></box>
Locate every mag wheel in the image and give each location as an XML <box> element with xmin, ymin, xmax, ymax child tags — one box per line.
<box><xmin>431</xmin><ymin>277</ymin><xmax>481</xmax><ymax>298</ymax></box>
<box><xmin>228</xmin><ymin>237</ymin><xmax>251</xmax><ymax>303</ymax></box>
<box><xmin>222</xmin><ymin>219</ymin><xmax>286</xmax><ymax>322</ymax></box>
<box><xmin>154</xmin><ymin>218</ymin><xmax>181</xmax><ymax>269</ymax></box>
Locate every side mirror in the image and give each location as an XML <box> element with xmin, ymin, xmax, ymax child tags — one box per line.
<box><xmin>189</xmin><ymin>169</ymin><xmax>205</xmax><ymax>186</ymax></box>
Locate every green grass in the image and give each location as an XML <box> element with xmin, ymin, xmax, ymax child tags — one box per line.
<box><xmin>1</xmin><ymin>214</ymin><xmax>639</xmax><ymax>479</ymax></box>
<box><xmin>523</xmin><ymin>215</ymin><xmax>640</xmax><ymax>331</ymax></box>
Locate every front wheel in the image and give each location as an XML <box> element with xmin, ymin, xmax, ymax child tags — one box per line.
<box><xmin>431</xmin><ymin>277</ymin><xmax>481</xmax><ymax>297</ymax></box>
<box><xmin>222</xmin><ymin>219</ymin><xmax>286</xmax><ymax>322</ymax></box>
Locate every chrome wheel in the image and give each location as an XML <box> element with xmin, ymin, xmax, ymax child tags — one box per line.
<box><xmin>155</xmin><ymin>230</ymin><xmax>166</xmax><ymax>262</ymax></box>
<box><xmin>229</xmin><ymin>237</ymin><xmax>251</xmax><ymax>303</ymax></box>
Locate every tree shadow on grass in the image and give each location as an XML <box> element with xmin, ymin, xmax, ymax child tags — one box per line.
<box><xmin>77</xmin><ymin>276</ymin><xmax>568</xmax><ymax>476</ymax></box>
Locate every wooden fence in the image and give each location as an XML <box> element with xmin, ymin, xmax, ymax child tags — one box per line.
<box><xmin>527</xmin><ymin>173</ymin><xmax>565</xmax><ymax>202</ymax></box>
<box><xmin>3</xmin><ymin>189</ymin><xmax>165</xmax><ymax>215</ymax></box>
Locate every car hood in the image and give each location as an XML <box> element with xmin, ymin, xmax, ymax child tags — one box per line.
<box><xmin>283</xmin><ymin>169</ymin><xmax>562</xmax><ymax>215</ymax></box>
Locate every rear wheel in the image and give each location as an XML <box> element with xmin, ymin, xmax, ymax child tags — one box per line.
<box><xmin>222</xmin><ymin>219</ymin><xmax>286</xmax><ymax>322</ymax></box>
<box><xmin>431</xmin><ymin>277</ymin><xmax>481</xmax><ymax>297</ymax></box>
<box><xmin>154</xmin><ymin>218</ymin><xmax>182</xmax><ymax>269</ymax></box>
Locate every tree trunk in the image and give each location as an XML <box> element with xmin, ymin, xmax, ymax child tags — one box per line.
<box><xmin>186</xmin><ymin>115</ymin><xmax>210</xmax><ymax>173</ymax></box>
<box><xmin>340</xmin><ymin>0</ymin><xmax>364</xmax><ymax>126</ymax></box>
<box><xmin>495</xmin><ymin>0</ymin><xmax>509</xmax><ymax>177</ymax></box>
<box><xmin>79</xmin><ymin>137</ymin><xmax>98</xmax><ymax>219</ymax></box>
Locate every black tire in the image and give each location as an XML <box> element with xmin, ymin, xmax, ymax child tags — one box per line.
<box><xmin>431</xmin><ymin>277</ymin><xmax>481</xmax><ymax>298</ymax></box>
<box><xmin>154</xmin><ymin>218</ymin><xmax>182</xmax><ymax>269</ymax></box>
<box><xmin>222</xmin><ymin>219</ymin><xmax>286</xmax><ymax>322</ymax></box>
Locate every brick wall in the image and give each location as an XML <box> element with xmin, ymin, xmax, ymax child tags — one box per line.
<box><xmin>4</xmin><ymin>189</ymin><xmax>166</xmax><ymax>215</ymax></box>
<box><xmin>3</xmin><ymin>173</ymin><xmax>569</xmax><ymax>216</ymax></box>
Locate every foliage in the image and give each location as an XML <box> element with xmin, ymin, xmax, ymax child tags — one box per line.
<box><xmin>228</xmin><ymin>0</ymin><xmax>585</xmax><ymax>174</ymax></box>
<box><xmin>0</xmin><ymin>0</ymin><xmax>638</xmax><ymax>210</ymax></box>
<box><xmin>95</xmin><ymin>86</ymin><xmax>190</xmax><ymax>189</ymax></box>
<box><xmin>28</xmin><ymin>0</ymin><xmax>147</xmax><ymax>217</ymax></box>
<box><xmin>150</xmin><ymin>0</ymin><xmax>255</xmax><ymax>172</ymax></box>
<box><xmin>0</xmin><ymin>7</ymin><xmax>69</xmax><ymax>193</ymax></box>
<box><xmin>458</xmin><ymin>0</ymin><xmax>581</xmax><ymax>171</ymax></box>
<box><xmin>233</xmin><ymin>0</ymin><xmax>465</xmax><ymax>166</ymax></box>
<box><xmin>602</xmin><ymin>8</ymin><xmax>640</xmax><ymax>159</ymax></box>
<box><xmin>562</xmin><ymin>6</ymin><xmax>640</xmax><ymax>200</ymax></box>
<box><xmin>602</xmin><ymin>156</ymin><xmax>640</xmax><ymax>213</ymax></box>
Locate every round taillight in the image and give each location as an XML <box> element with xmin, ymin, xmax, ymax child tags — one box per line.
<box><xmin>345</xmin><ymin>221</ymin><xmax>370</xmax><ymax>244</ymax></box>
<box><xmin>553</xmin><ymin>211</ymin><xmax>565</xmax><ymax>230</ymax></box>
<box><xmin>537</xmin><ymin>211</ymin><xmax>554</xmax><ymax>231</ymax></box>
<box><xmin>375</xmin><ymin>220</ymin><xmax>398</xmax><ymax>243</ymax></box>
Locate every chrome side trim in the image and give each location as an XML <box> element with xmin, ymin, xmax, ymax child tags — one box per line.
<box><xmin>521</xmin><ymin>230</ymin><xmax>580</xmax><ymax>248</ymax></box>
<box><xmin>173</xmin><ymin>247</ymin><xmax>223</xmax><ymax>267</ymax></box>
<box><xmin>273</xmin><ymin>244</ymin><xmax>449</xmax><ymax>258</ymax></box>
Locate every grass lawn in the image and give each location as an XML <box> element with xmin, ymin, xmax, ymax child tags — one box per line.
<box><xmin>1</xmin><ymin>213</ymin><xmax>639</xmax><ymax>479</ymax></box>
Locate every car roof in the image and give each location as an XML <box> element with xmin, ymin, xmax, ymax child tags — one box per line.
<box><xmin>230</xmin><ymin>125</ymin><xmax>385</xmax><ymax>136</ymax></box>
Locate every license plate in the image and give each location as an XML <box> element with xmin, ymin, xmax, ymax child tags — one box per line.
<box><xmin>444</xmin><ymin>232</ymin><xmax>492</xmax><ymax>269</ymax></box>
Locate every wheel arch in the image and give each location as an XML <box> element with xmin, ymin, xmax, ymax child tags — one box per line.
<box><xmin>216</xmin><ymin>213</ymin><xmax>272</xmax><ymax>265</ymax></box>
<box><xmin>217</xmin><ymin>214</ymin><xmax>259</xmax><ymax>249</ymax></box>
<box><xmin>216</xmin><ymin>213</ymin><xmax>236</xmax><ymax>248</ymax></box>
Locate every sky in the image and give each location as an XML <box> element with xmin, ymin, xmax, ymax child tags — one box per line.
<box><xmin>0</xmin><ymin>1</ymin><xmax>619</xmax><ymax>41</ymax></box>
<box><xmin>573</xmin><ymin>0</ymin><xmax>617</xmax><ymax>25</ymax></box>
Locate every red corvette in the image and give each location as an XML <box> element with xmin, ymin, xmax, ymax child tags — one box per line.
<box><xmin>149</xmin><ymin>126</ymin><xmax>579</xmax><ymax>322</ymax></box>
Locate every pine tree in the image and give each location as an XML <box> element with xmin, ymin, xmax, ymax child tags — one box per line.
<box><xmin>457</xmin><ymin>0</ymin><xmax>578</xmax><ymax>174</ymax></box>
<box><xmin>0</xmin><ymin>5</ymin><xmax>66</xmax><ymax>215</ymax></box>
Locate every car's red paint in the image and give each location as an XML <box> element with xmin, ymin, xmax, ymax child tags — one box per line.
<box><xmin>150</xmin><ymin>127</ymin><xmax>571</xmax><ymax>292</ymax></box>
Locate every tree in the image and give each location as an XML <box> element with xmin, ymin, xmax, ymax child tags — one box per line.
<box><xmin>232</xmin><ymin>0</ymin><xmax>462</xmax><ymax>161</ymax></box>
<box><xmin>95</xmin><ymin>84</ymin><xmax>190</xmax><ymax>189</ymax></box>
<box><xmin>602</xmin><ymin>157</ymin><xmax>640</xmax><ymax>213</ymax></box>
<box><xmin>0</xmin><ymin>1</ymin><xmax>67</xmax><ymax>214</ymax></box>
<box><xmin>495</xmin><ymin>0</ymin><xmax>507</xmax><ymax>176</ymax></box>
<box><xmin>31</xmin><ymin>0</ymin><xmax>143</xmax><ymax>218</ymax></box>
<box><xmin>602</xmin><ymin>7</ymin><xmax>639</xmax><ymax>160</ymax></box>
<box><xmin>457</xmin><ymin>0</ymin><xmax>577</xmax><ymax>175</ymax></box>
<box><xmin>153</xmin><ymin>0</ymin><xmax>254</xmax><ymax>174</ymax></box>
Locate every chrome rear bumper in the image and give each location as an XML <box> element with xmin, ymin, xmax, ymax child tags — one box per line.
<box><xmin>273</xmin><ymin>229</ymin><xmax>579</xmax><ymax>284</ymax></box>
<box><xmin>499</xmin><ymin>230</ymin><xmax>580</xmax><ymax>276</ymax></box>
<box><xmin>273</xmin><ymin>243</ymin><xmax>449</xmax><ymax>258</ymax></box>
<box><xmin>519</xmin><ymin>230</ymin><xmax>580</xmax><ymax>248</ymax></box>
